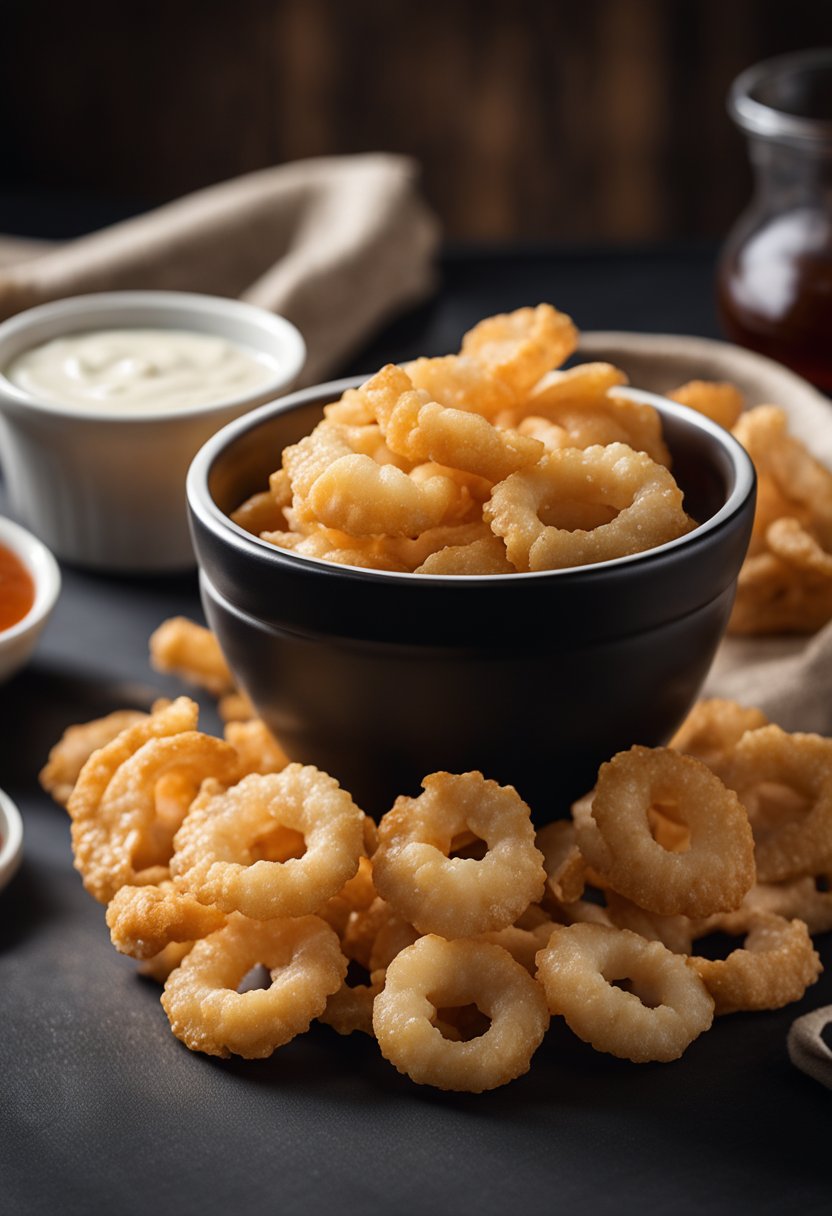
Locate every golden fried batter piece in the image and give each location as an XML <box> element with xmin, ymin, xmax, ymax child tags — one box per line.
<box><xmin>149</xmin><ymin>617</ymin><xmax>234</xmax><ymax>696</ymax></box>
<box><xmin>40</xmin><ymin>709</ymin><xmax>148</xmax><ymax>807</ymax></box>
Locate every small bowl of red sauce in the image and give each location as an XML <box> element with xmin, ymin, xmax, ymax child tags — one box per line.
<box><xmin>0</xmin><ymin>787</ymin><xmax>23</xmax><ymax>891</ymax></box>
<box><xmin>0</xmin><ymin>515</ymin><xmax>61</xmax><ymax>683</ymax></box>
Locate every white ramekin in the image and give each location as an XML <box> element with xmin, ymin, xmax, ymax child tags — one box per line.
<box><xmin>0</xmin><ymin>292</ymin><xmax>306</xmax><ymax>572</ymax></box>
<box><xmin>0</xmin><ymin>787</ymin><xmax>23</xmax><ymax>890</ymax></box>
<box><xmin>0</xmin><ymin>514</ymin><xmax>60</xmax><ymax>683</ymax></box>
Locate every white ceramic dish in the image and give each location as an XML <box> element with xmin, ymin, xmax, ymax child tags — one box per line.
<box><xmin>0</xmin><ymin>787</ymin><xmax>23</xmax><ymax>891</ymax></box>
<box><xmin>0</xmin><ymin>292</ymin><xmax>306</xmax><ymax>572</ymax></box>
<box><xmin>0</xmin><ymin>514</ymin><xmax>61</xmax><ymax>684</ymax></box>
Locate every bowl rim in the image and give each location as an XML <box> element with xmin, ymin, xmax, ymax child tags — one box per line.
<box><xmin>0</xmin><ymin>515</ymin><xmax>61</xmax><ymax>643</ymax></box>
<box><xmin>0</xmin><ymin>786</ymin><xmax>23</xmax><ymax>891</ymax></box>
<box><xmin>187</xmin><ymin>372</ymin><xmax>756</xmax><ymax>585</ymax></box>
<box><xmin>0</xmin><ymin>290</ymin><xmax>307</xmax><ymax>423</ymax></box>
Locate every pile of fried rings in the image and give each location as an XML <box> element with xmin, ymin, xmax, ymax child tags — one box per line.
<box><xmin>42</xmin><ymin>671</ymin><xmax>828</xmax><ymax>1092</ymax></box>
<box><xmin>230</xmin><ymin>304</ymin><xmax>695</xmax><ymax>576</ymax></box>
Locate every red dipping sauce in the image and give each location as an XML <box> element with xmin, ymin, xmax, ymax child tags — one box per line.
<box><xmin>0</xmin><ymin>543</ymin><xmax>35</xmax><ymax>631</ymax></box>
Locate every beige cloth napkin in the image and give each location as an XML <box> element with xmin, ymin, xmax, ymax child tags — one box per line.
<box><xmin>0</xmin><ymin>155</ymin><xmax>439</xmax><ymax>385</ymax></box>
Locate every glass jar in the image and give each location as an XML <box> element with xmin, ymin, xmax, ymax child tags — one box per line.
<box><xmin>717</xmin><ymin>49</ymin><xmax>832</xmax><ymax>391</ymax></box>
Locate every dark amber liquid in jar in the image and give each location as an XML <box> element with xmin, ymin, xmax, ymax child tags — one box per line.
<box><xmin>718</xmin><ymin>208</ymin><xmax>832</xmax><ymax>391</ymax></box>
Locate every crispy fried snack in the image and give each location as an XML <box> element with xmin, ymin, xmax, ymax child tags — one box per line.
<box><xmin>71</xmin><ymin>724</ymin><xmax>240</xmax><ymax>904</ymax></box>
<box><xmin>360</xmin><ymin>364</ymin><xmax>544</xmax><ymax>484</ymax></box>
<box><xmin>137</xmin><ymin>941</ymin><xmax>193</xmax><ymax>983</ymax></box>
<box><xmin>689</xmin><ymin>913</ymin><xmax>821</xmax><ymax>1015</ymax></box>
<box><xmin>403</xmin><ymin>354</ymin><xmax>515</xmax><ymax>418</ymax></box>
<box><xmin>536</xmin><ymin>821</ymin><xmax>588</xmax><ymax>905</ymax></box>
<box><xmin>730</xmin><ymin>522</ymin><xmax>832</xmax><ymax>635</ymax></box>
<box><xmin>485</xmin><ymin>444</ymin><xmax>690</xmax><ymax>572</ymax></box>
<box><xmin>40</xmin><ymin>708</ymin><xmax>148</xmax><ymax>807</ymax></box>
<box><xmin>460</xmin><ymin>304</ymin><xmax>578</xmax><ymax>396</ymax></box>
<box><xmin>704</xmin><ymin>875</ymin><xmax>832</xmax><ymax>938</ymax></box>
<box><xmin>161</xmin><ymin>914</ymin><xmax>347</xmax><ymax>1058</ymax></box>
<box><xmin>106</xmin><ymin>881</ymin><xmax>226</xmax><ymax>959</ymax></box>
<box><xmin>536</xmin><ymin>923</ymin><xmax>714</xmax><ymax>1062</ymax></box>
<box><xmin>573</xmin><ymin>746</ymin><xmax>755</xmax><ymax>917</ymax></box>
<box><xmin>171</xmin><ymin>766</ymin><xmax>366</xmax><ymax>920</ymax></box>
<box><xmin>669</xmin><ymin>380</ymin><xmax>745</xmax><ymax>431</ymax></box>
<box><xmin>149</xmin><ymin>617</ymin><xmax>234</xmax><ymax>696</ymax></box>
<box><xmin>733</xmin><ymin>405</ymin><xmax>832</xmax><ymax>544</ymax></box>
<box><xmin>414</xmin><ymin>532</ymin><xmax>514</xmax><ymax>575</ymax></box>
<box><xmin>319</xmin><ymin>896</ymin><xmax>417</xmax><ymax>1038</ymax></box>
<box><xmin>372</xmin><ymin>772</ymin><xmax>546</xmax><ymax>938</ymax></box>
<box><xmin>478</xmin><ymin>921</ymin><xmax>557</xmax><ymax>974</ymax></box>
<box><xmin>217</xmin><ymin>690</ymin><xmax>256</xmax><ymax>723</ymax></box>
<box><xmin>603</xmin><ymin>890</ymin><xmax>695</xmax><ymax>955</ymax></box>
<box><xmin>224</xmin><ymin>718</ymin><xmax>289</xmax><ymax>776</ymax></box>
<box><xmin>373</xmin><ymin>935</ymin><xmax>549</xmax><ymax>1092</ymax></box>
<box><xmin>318</xmin><ymin>855</ymin><xmax>377</xmax><ymax>937</ymax></box>
<box><xmin>319</xmin><ymin>973</ymin><xmax>383</xmax><ymax>1037</ymax></box>
<box><xmin>727</xmin><ymin>725</ymin><xmax>832</xmax><ymax>882</ymax></box>
<box><xmin>669</xmin><ymin>698</ymin><xmax>770</xmax><ymax>779</ymax></box>
<box><xmin>230</xmin><ymin>304</ymin><xmax>693</xmax><ymax>577</ymax></box>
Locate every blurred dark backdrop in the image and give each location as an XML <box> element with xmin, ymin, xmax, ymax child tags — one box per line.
<box><xmin>0</xmin><ymin>0</ymin><xmax>828</xmax><ymax>241</ymax></box>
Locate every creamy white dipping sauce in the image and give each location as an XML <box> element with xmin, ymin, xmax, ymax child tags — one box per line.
<box><xmin>5</xmin><ymin>329</ymin><xmax>278</xmax><ymax>414</ymax></box>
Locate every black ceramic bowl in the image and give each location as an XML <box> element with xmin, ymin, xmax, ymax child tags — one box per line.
<box><xmin>187</xmin><ymin>377</ymin><xmax>756</xmax><ymax>821</ymax></box>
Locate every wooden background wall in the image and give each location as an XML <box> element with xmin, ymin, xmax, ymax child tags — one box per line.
<box><xmin>0</xmin><ymin>0</ymin><xmax>828</xmax><ymax>241</ymax></box>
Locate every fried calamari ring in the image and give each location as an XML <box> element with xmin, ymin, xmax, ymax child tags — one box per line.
<box><xmin>149</xmin><ymin>618</ymin><xmax>234</xmax><ymax>696</ymax></box>
<box><xmin>726</xmin><ymin>877</ymin><xmax>832</xmax><ymax>936</ymax></box>
<box><xmin>526</xmin><ymin>361</ymin><xmax>628</xmax><ymax>413</ymax></box>
<box><xmin>161</xmin><ymin>914</ymin><xmax>346</xmax><ymax>1058</ymax></box>
<box><xmin>535</xmin><ymin>923</ymin><xmax>714</xmax><ymax>1062</ymax></box>
<box><xmin>106</xmin><ymin>882</ymin><xmax>226</xmax><ymax>959</ymax></box>
<box><xmin>574</xmin><ymin>746</ymin><xmax>755</xmax><ymax>917</ymax></box>
<box><xmin>689</xmin><ymin>913</ymin><xmax>822</xmax><ymax>1015</ymax></box>
<box><xmin>230</xmin><ymin>488</ymin><xmax>289</xmax><ymax>536</ymax></box>
<box><xmin>603</xmin><ymin>890</ymin><xmax>695</xmax><ymax>955</ymax></box>
<box><xmin>137</xmin><ymin>941</ymin><xmax>193</xmax><ymax>983</ymax></box>
<box><xmin>727</xmin><ymin>726</ymin><xmax>832</xmax><ymax>882</ymax></box>
<box><xmin>460</xmin><ymin>304</ymin><xmax>578</xmax><ymax>396</ymax></box>
<box><xmin>283</xmin><ymin>416</ymin><xmax>464</xmax><ymax>538</ymax></box>
<box><xmin>65</xmin><ymin>697</ymin><xmax>198</xmax><ymax>819</ymax></box>
<box><xmin>522</xmin><ymin>370</ymin><xmax>670</xmax><ymax>467</ymax></box>
<box><xmin>403</xmin><ymin>354</ymin><xmax>516</xmax><ymax>418</ymax></box>
<box><xmin>71</xmin><ymin>729</ymin><xmax>240</xmax><ymax>903</ymax></box>
<box><xmin>669</xmin><ymin>380</ymin><xmax>745</xmax><ymax>431</ymax></box>
<box><xmin>536</xmin><ymin>821</ymin><xmax>587</xmax><ymax>905</ymax></box>
<box><xmin>318</xmin><ymin>896</ymin><xmax>392</xmax><ymax>1037</ymax></box>
<box><xmin>261</xmin><ymin>525</ymin><xmax>412</xmax><ymax>572</ymax></box>
<box><xmin>372</xmin><ymin>772</ymin><xmax>546</xmax><ymax>938</ymax></box>
<box><xmin>414</xmin><ymin>533</ymin><xmax>515</xmax><ymax>575</ymax></box>
<box><xmin>40</xmin><ymin>708</ymin><xmax>148</xmax><ymax>807</ymax></box>
<box><xmin>733</xmin><ymin>405</ymin><xmax>832</xmax><ymax>541</ymax></box>
<box><xmin>362</xmin><ymin>367</ymin><xmax>544</xmax><ymax>484</ymax></box>
<box><xmin>373</xmin><ymin>935</ymin><xmax>549</xmax><ymax>1092</ymax></box>
<box><xmin>217</xmin><ymin>690</ymin><xmax>256</xmax><ymax>723</ymax></box>
<box><xmin>729</xmin><ymin>548</ymin><xmax>832</xmax><ymax>635</ymax></box>
<box><xmin>224</xmin><ymin>719</ymin><xmax>289</xmax><ymax>776</ymax></box>
<box><xmin>669</xmin><ymin>698</ymin><xmax>769</xmax><ymax>778</ymax></box>
<box><xmin>478</xmin><ymin>921</ymin><xmax>557</xmax><ymax>974</ymax></box>
<box><xmin>171</xmin><ymin>766</ymin><xmax>365</xmax><ymax>920</ymax></box>
<box><xmin>318</xmin><ymin>855</ymin><xmax>377</xmax><ymax>936</ymax></box>
<box><xmin>485</xmin><ymin>444</ymin><xmax>690</xmax><ymax>572</ymax></box>
<box><xmin>319</xmin><ymin>971</ymin><xmax>383</xmax><ymax>1037</ymax></box>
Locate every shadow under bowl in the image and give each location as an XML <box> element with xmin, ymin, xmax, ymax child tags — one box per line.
<box><xmin>187</xmin><ymin>378</ymin><xmax>756</xmax><ymax>820</ymax></box>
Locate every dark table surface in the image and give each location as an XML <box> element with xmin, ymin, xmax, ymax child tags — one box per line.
<box><xmin>1</xmin><ymin>245</ymin><xmax>830</xmax><ymax>1216</ymax></box>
